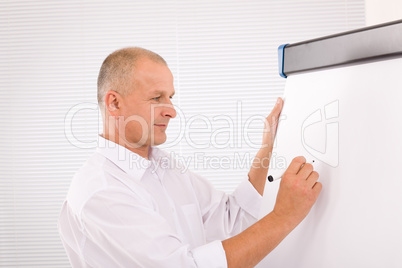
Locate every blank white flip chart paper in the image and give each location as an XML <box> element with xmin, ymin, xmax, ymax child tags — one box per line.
<box><xmin>259</xmin><ymin>56</ymin><xmax>402</xmax><ymax>268</ymax></box>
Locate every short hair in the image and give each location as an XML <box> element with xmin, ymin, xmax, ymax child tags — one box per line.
<box><xmin>97</xmin><ymin>47</ymin><xmax>167</xmax><ymax>108</ymax></box>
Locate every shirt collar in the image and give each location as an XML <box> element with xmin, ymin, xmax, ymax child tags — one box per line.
<box><xmin>96</xmin><ymin>135</ymin><xmax>152</xmax><ymax>180</ymax></box>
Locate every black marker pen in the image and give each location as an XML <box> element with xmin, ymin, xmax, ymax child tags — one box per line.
<box><xmin>268</xmin><ymin>160</ymin><xmax>315</xmax><ymax>182</ymax></box>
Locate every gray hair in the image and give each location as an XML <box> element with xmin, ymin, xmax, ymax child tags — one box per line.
<box><xmin>97</xmin><ymin>47</ymin><xmax>167</xmax><ymax>108</ymax></box>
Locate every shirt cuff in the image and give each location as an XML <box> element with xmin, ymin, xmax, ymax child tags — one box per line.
<box><xmin>232</xmin><ymin>177</ymin><xmax>263</xmax><ymax>219</ymax></box>
<box><xmin>192</xmin><ymin>240</ymin><xmax>227</xmax><ymax>268</ymax></box>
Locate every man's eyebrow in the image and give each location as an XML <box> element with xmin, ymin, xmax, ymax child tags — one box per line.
<box><xmin>149</xmin><ymin>90</ymin><xmax>175</xmax><ymax>96</ymax></box>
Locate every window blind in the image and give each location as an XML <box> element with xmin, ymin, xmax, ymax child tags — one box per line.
<box><xmin>0</xmin><ymin>0</ymin><xmax>365</xmax><ymax>266</ymax></box>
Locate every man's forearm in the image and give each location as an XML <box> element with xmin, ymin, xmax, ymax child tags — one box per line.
<box><xmin>222</xmin><ymin>211</ymin><xmax>294</xmax><ymax>268</ymax></box>
<box><xmin>224</xmin><ymin>156</ymin><xmax>322</xmax><ymax>268</ymax></box>
<box><xmin>248</xmin><ymin>146</ymin><xmax>272</xmax><ymax>196</ymax></box>
<box><xmin>248</xmin><ymin>98</ymin><xmax>283</xmax><ymax>196</ymax></box>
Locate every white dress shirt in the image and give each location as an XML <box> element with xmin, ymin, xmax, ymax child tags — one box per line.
<box><xmin>58</xmin><ymin>136</ymin><xmax>262</xmax><ymax>267</ymax></box>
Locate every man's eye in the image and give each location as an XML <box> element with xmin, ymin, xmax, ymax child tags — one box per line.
<box><xmin>152</xmin><ymin>96</ymin><xmax>161</xmax><ymax>101</ymax></box>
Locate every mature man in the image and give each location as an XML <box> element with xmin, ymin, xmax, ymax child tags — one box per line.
<box><xmin>58</xmin><ymin>47</ymin><xmax>322</xmax><ymax>267</ymax></box>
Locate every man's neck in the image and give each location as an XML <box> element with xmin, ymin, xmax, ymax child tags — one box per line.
<box><xmin>102</xmin><ymin>133</ymin><xmax>150</xmax><ymax>160</ymax></box>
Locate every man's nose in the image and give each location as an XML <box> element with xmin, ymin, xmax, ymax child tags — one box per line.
<box><xmin>161</xmin><ymin>101</ymin><xmax>176</xmax><ymax>119</ymax></box>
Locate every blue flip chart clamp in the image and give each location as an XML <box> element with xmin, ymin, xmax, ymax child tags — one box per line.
<box><xmin>278</xmin><ymin>44</ymin><xmax>289</xmax><ymax>78</ymax></box>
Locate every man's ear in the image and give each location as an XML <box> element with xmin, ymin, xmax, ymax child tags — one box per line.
<box><xmin>104</xmin><ymin>90</ymin><xmax>121</xmax><ymax>116</ymax></box>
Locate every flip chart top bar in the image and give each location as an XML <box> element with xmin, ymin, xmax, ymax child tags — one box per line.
<box><xmin>278</xmin><ymin>19</ymin><xmax>402</xmax><ymax>78</ymax></box>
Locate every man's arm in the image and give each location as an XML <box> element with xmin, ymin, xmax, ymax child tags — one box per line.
<box><xmin>226</xmin><ymin>98</ymin><xmax>323</xmax><ymax>267</ymax></box>
<box><xmin>223</xmin><ymin>156</ymin><xmax>322</xmax><ymax>268</ymax></box>
<box><xmin>248</xmin><ymin>97</ymin><xmax>283</xmax><ymax>195</ymax></box>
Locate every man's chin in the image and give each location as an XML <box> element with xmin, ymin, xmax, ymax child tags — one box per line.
<box><xmin>151</xmin><ymin>135</ymin><xmax>167</xmax><ymax>146</ymax></box>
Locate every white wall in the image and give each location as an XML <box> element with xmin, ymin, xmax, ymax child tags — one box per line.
<box><xmin>366</xmin><ymin>0</ymin><xmax>402</xmax><ymax>25</ymax></box>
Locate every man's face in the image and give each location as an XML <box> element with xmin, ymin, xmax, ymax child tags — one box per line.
<box><xmin>117</xmin><ymin>58</ymin><xmax>176</xmax><ymax>148</ymax></box>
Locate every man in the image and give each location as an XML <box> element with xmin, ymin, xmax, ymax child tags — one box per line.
<box><xmin>58</xmin><ymin>47</ymin><xmax>322</xmax><ymax>267</ymax></box>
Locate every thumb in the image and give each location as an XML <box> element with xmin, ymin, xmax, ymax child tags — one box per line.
<box><xmin>272</xmin><ymin>97</ymin><xmax>283</xmax><ymax>117</ymax></box>
<box><xmin>262</xmin><ymin>97</ymin><xmax>284</xmax><ymax>148</ymax></box>
<box><xmin>267</xmin><ymin>97</ymin><xmax>283</xmax><ymax>130</ymax></box>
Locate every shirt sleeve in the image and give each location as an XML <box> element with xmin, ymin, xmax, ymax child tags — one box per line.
<box><xmin>232</xmin><ymin>177</ymin><xmax>263</xmax><ymax>219</ymax></box>
<box><xmin>79</xmin><ymin>188</ymin><xmax>228</xmax><ymax>268</ymax></box>
<box><xmin>188</xmin><ymin>171</ymin><xmax>263</xmax><ymax>242</ymax></box>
